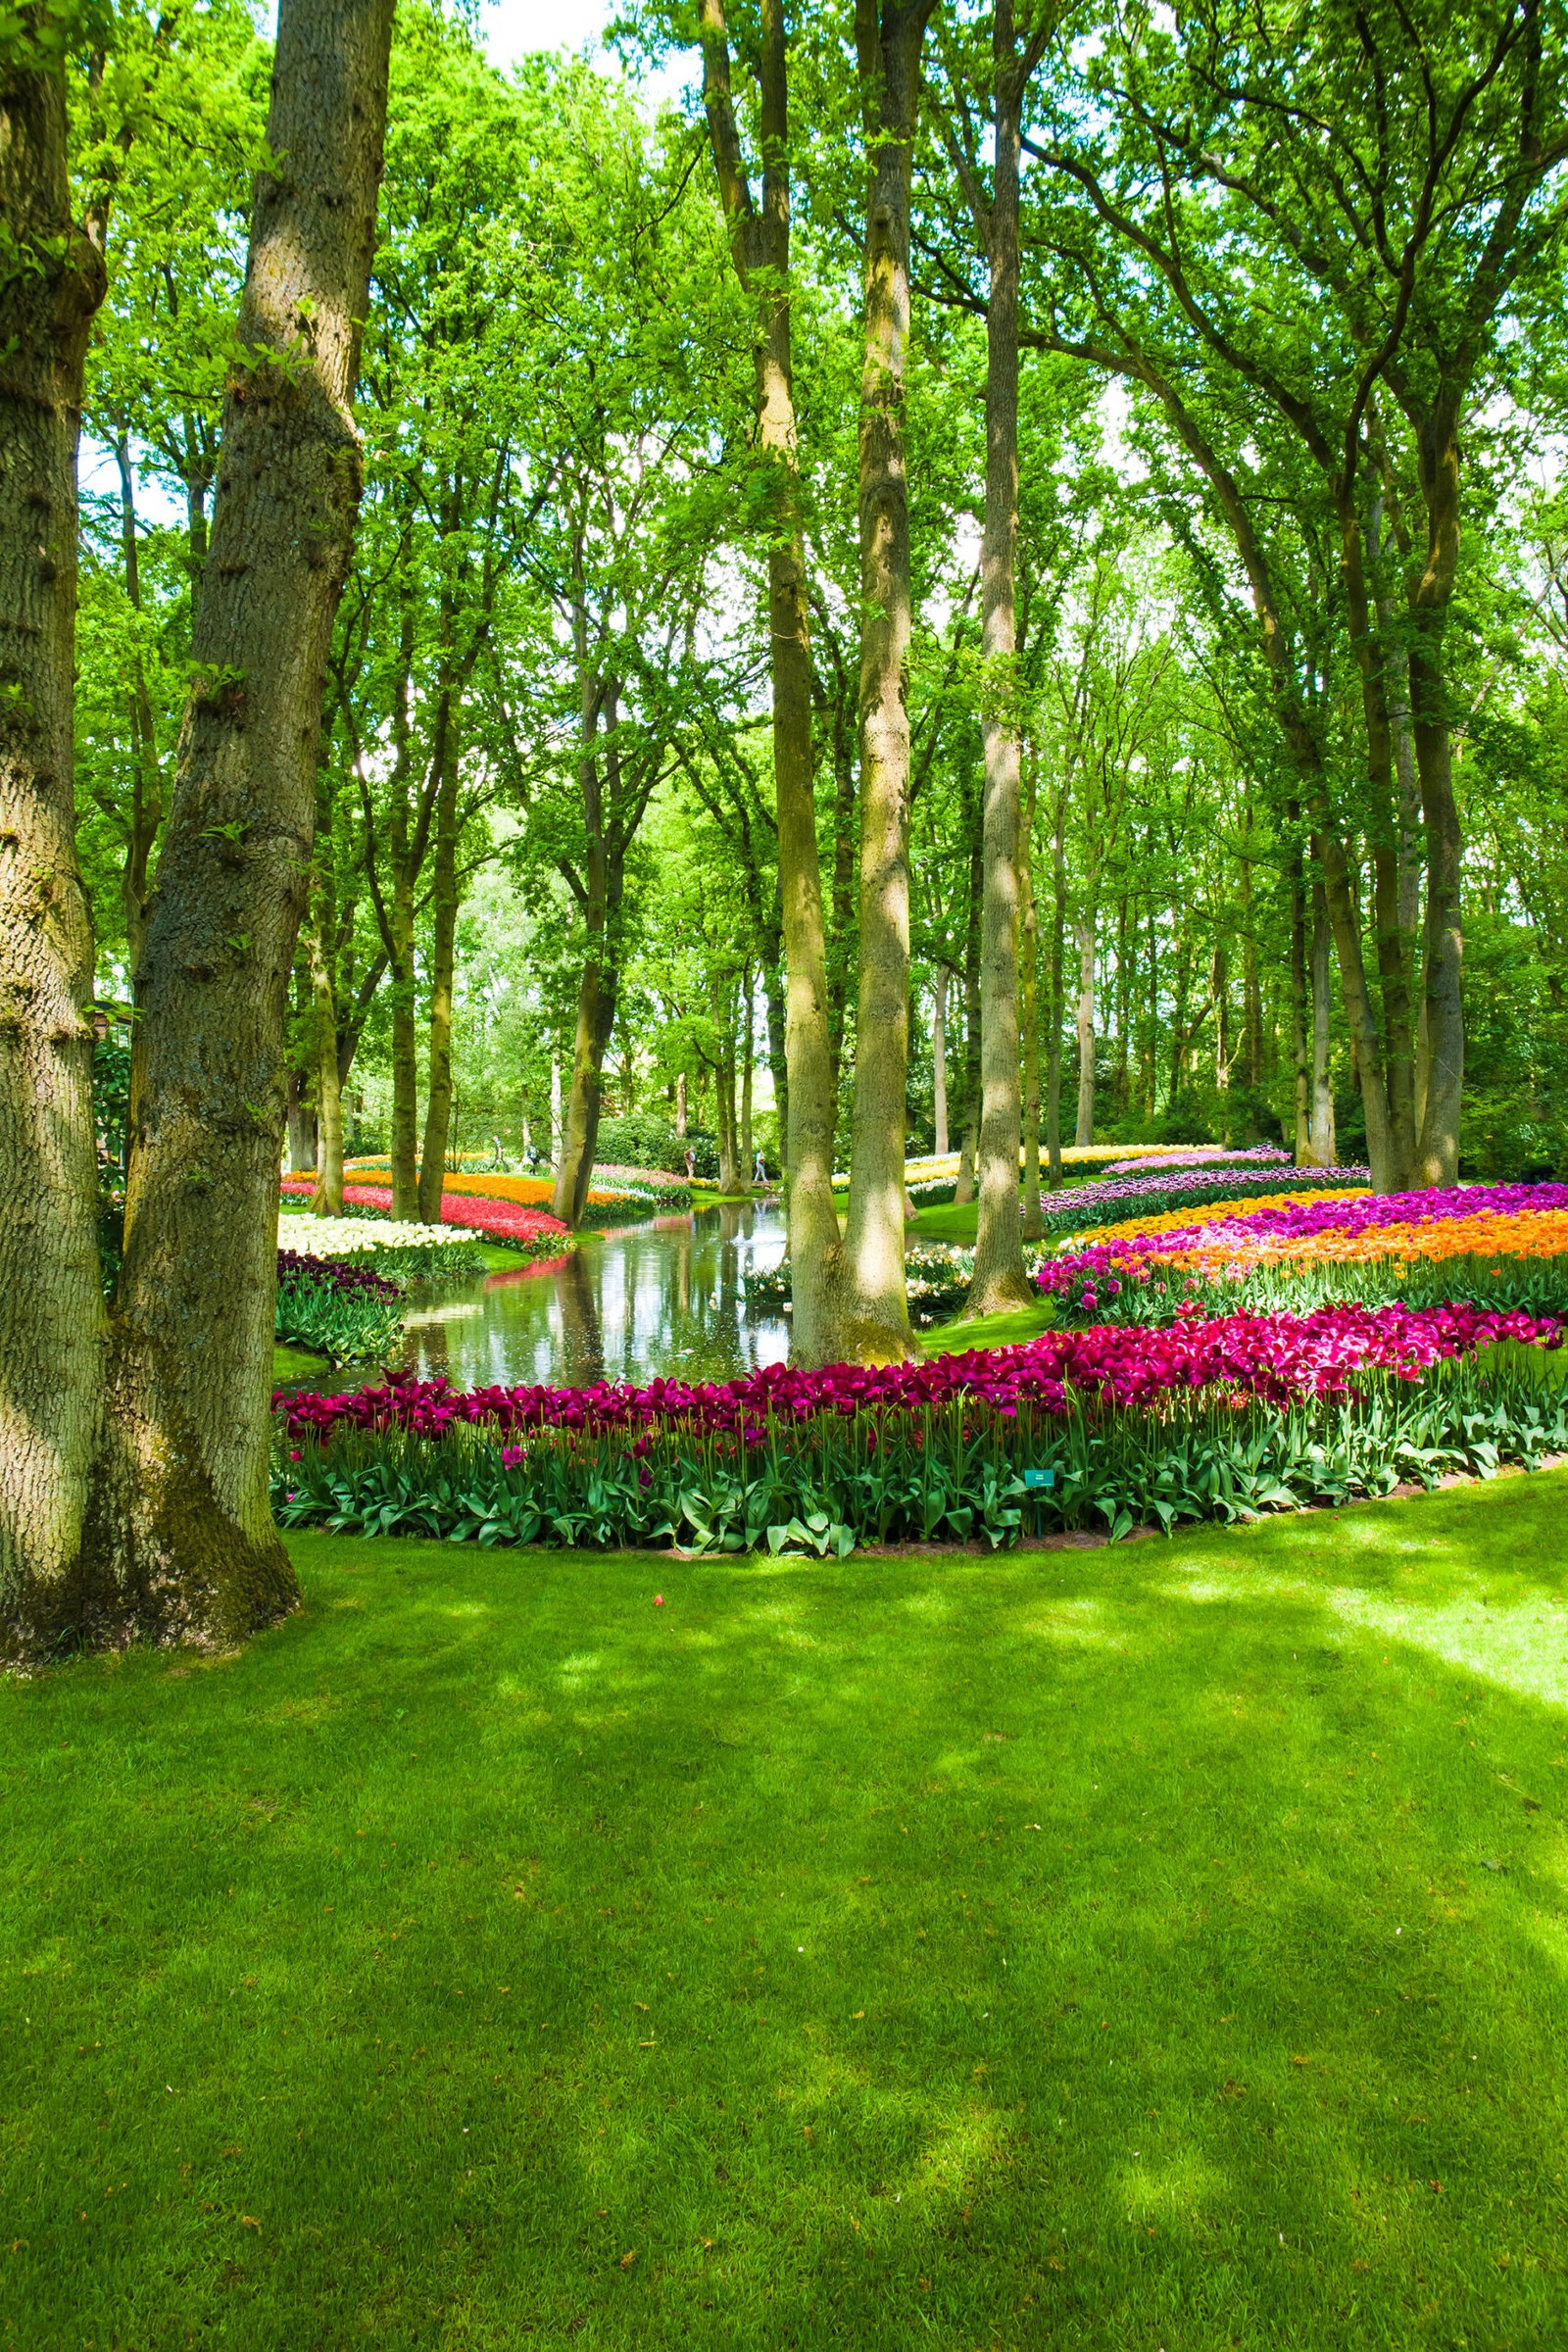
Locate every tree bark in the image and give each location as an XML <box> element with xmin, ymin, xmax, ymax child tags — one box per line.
<box><xmin>1308</xmin><ymin>865</ymin><xmax>1337</xmax><ymax>1167</ymax></box>
<box><xmin>111</xmin><ymin>428</ymin><xmax>165</xmax><ymax>975</ymax></box>
<box><xmin>551</xmin><ymin>660</ymin><xmax>621</xmax><ymax>1231</ymax></box>
<box><xmin>965</xmin><ymin>0</ymin><xmax>1034</xmax><ymax>1317</ymax></box>
<box><xmin>416</xmin><ymin>711</ymin><xmax>461</xmax><ymax>1224</ymax></box>
<box><xmin>0</xmin><ymin>42</ymin><xmax>109</xmax><ymax>1658</ymax></box>
<box><xmin>307</xmin><ymin>881</ymin><xmax>344</xmax><ymax>1216</ymax></box>
<box><xmin>1407</xmin><ymin>417</ymin><xmax>1464</xmax><ymax>1186</ymax></box>
<box><xmin>698</xmin><ymin>0</ymin><xmax>845</xmax><ymax>1363</ymax></box>
<box><xmin>838</xmin><ymin>0</ymin><xmax>934</xmax><ymax>1362</ymax></box>
<box><xmin>1073</xmin><ymin>906</ymin><xmax>1095</xmax><ymax>1148</ymax></box>
<box><xmin>1046</xmin><ymin>774</ymin><xmax>1067</xmax><ymax>1185</ymax></box>
<box><xmin>931</xmin><ymin>964</ymin><xmax>949</xmax><ymax>1156</ymax></box>
<box><xmin>1019</xmin><ymin>762</ymin><xmax>1043</xmax><ymax>1242</ymax></box>
<box><xmin>952</xmin><ymin>782</ymin><xmax>983</xmax><ymax>1203</ymax></box>
<box><xmin>740</xmin><ymin>965</ymin><xmax>755</xmax><ymax>1181</ymax></box>
<box><xmin>88</xmin><ymin>0</ymin><xmax>393</xmax><ymax>1648</ymax></box>
<box><xmin>382</xmin><ymin>622</ymin><xmax>419</xmax><ymax>1221</ymax></box>
<box><xmin>1289</xmin><ymin>846</ymin><xmax>1311</xmax><ymax>1161</ymax></box>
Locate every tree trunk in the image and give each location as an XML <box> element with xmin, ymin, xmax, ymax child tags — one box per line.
<box><xmin>715</xmin><ymin>1030</ymin><xmax>740</xmax><ymax>1194</ymax></box>
<box><xmin>416</xmin><ymin>717</ymin><xmax>460</xmax><ymax>1224</ymax></box>
<box><xmin>1019</xmin><ymin>767</ymin><xmax>1043</xmax><ymax>1242</ymax></box>
<box><xmin>740</xmin><ymin>966</ymin><xmax>755</xmax><ymax>1181</ymax></box>
<box><xmin>1073</xmin><ymin>906</ymin><xmax>1095</xmax><ymax>1148</ymax></box>
<box><xmin>1340</xmin><ymin>502</ymin><xmax>1418</xmax><ymax>1187</ymax></box>
<box><xmin>1289</xmin><ymin>846</ymin><xmax>1310</xmax><ymax>1161</ymax></box>
<box><xmin>307</xmin><ymin>893</ymin><xmax>344</xmax><ymax>1216</ymax></box>
<box><xmin>1309</xmin><ymin>869</ymin><xmax>1337</xmax><ymax>1168</ymax></box>
<box><xmin>675</xmin><ymin>1069</ymin><xmax>688</xmax><ymax>1139</ymax></box>
<box><xmin>953</xmin><ymin>804</ymin><xmax>982</xmax><ymax>1204</ymax></box>
<box><xmin>931</xmin><ymin>965</ymin><xmax>949</xmax><ymax>1155</ymax></box>
<box><xmin>838</xmin><ymin>0</ymin><xmax>934</xmax><ymax>1362</ymax></box>
<box><xmin>88</xmin><ymin>0</ymin><xmax>392</xmax><ymax>1647</ymax></box>
<box><xmin>384</xmin><ymin>633</ymin><xmax>419</xmax><ymax>1221</ymax></box>
<box><xmin>1046</xmin><ymin>779</ymin><xmax>1066</xmax><ymax>1185</ymax></box>
<box><xmin>0</xmin><ymin>45</ymin><xmax>109</xmax><ymax>1658</ymax></box>
<box><xmin>1407</xmin><ymin>420</ymin><xmax>1463</xmax><ymax>1187</ymax></box>
<box><xmin>112</xmin><ymin>429</ymin><xmax>165</xmax><ymax>976</ymax></box>
<box><xmin>286</xmin><ymin>1076</ymin><xmax>318</xmax><ymax>1177</ymax></box>
<box><xmin>699</xmin><ymin>0</ymin><xmax>844</xmax><ymax>1363</ymax></box>
<box><xmin>966</xmin><ymin>5</ymin><xmax>1033</xmax><ymax>1317</ymax></box>
<box><xmin>554</xmin><ymin>946</ymin><xmax>616</xmax><ymax>1229</ymax></box>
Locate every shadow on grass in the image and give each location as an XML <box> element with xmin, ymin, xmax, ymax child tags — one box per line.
<box><xmin>2</xmin><ymin>1475</ymin><xmax>1565</xmax><ymax>2349</ymax></box>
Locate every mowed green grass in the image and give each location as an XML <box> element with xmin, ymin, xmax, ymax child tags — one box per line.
<box><xmin>4</xmin><ymin>1482</ymin><xmax>1568</xmax><ymax>2350</ymax></box>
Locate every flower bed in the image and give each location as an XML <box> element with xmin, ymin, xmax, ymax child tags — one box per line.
<box><xmin>281</xmin><ymin>1179</ymin><xmax>569</xmax><ymax>1257</ymax></box>
<box><xmin>275</xmin><ymin>1250</ymin><xmax>406</xmax><ymax>1363</ymax></box>
<box><xmin>277</xmin><ymin>1301</ymin><xmax>1557</xmax><ymax>1444</ymax></box>
<box><xmin>1035</xmin><ymin>1184</ymin><xmax>1568</xmax><ymax>1328</ymax></box>
<box><xmin>1084</xmin><ymin>1182</ymin><xmax>1568</xmax><ymax>1262</ymax></box>
<box><xmin>276</xmin><ymin>1207</ymin><xmax>486</xmax><ymax>1278</ymax></box>
<box><xmin>1033</xmin><ymin>1164</ymin><xmax>1372</xmax><ymax>1239</ymax></box>
<box><xmin>1102</xmin><ymin>1143</ymin><xmax>1289</xmax><ymax>1177</ymax></box>
<box><xmin>272</xmin><ymin>1305</ymin><xmax>1565</xmax><ymax>1552</ymax></box>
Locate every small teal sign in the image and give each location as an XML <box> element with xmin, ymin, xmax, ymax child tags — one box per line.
<box><xmin>1022</xmin><ymin>1467</ymin><xmax>1056</xmax><ymax>1492</ymax></box>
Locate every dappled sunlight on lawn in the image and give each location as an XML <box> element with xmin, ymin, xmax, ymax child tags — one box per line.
<box><xmin>6</xmin><ymin>1470</ymin><xmax>1568</xmax><ymax>2346</ymax></box>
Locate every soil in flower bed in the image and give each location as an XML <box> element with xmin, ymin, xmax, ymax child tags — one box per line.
<box><xmin>7</xmin><ymin>1478</ymin><xmax>1567</xmax><ymax>2349</ymax></box>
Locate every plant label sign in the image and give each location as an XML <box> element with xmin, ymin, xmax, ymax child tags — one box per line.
<box><xmin>1022</xmin><ymin>1467</ymin><xmax>1056</xmax><ymax>1491</ymax></box>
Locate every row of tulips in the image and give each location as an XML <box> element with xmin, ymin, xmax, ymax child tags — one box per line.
<box><xmin>274</xmin><ymin>1250</ymin><xmax>406</xmax><ymax>1363</ymax></box>
<box><xmin>1035</xmin><ymin>1244</ymin><xmax>1568</xmax><ymax>1329</ymax></box>
<box><xmin>275</xmin><ymin>1301</ymin><xmax>1559</xmax><ymax>1448</ymax></box>
<box><xmin>1081</xmin><ymin>1180</ymin><xmax>1568</xmax><ymax>1260</ymax></box>
<box><xmin>272</xmin><ymin>1346</ymin><xmax>1568</xmax><ymax>1552</ymax></box>
<box><xmin>1034</xmin><ymin>1162</ymin><xmax>1371</xmax><ymax>1238</ymax></box>
<box><xmin>280</xmin><ymin>1177</ymin><xmax>570</xmax><ymax>1255</ymax></box>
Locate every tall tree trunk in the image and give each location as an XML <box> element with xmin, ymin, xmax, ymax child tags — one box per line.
<box><xmin>286</xmin><ymin>1071</ymin><xmax>318</xmax><ymax>1176</ymax></box>
<box><xmin>90</xmin><ymin>0</ymin><xmax>393</xmax><ymax>1646</ymax></box>
<box><xmin>1073</xmin><ymin>906</ymin><xmax>1096</xmax><ymax>1148</ymax></box>
<box><xmin>384</xmin><ymin>629</ymin><xmax>419</xmax><ymax>1221</ymax></box>
<box><xmin>416</xmin><ymin>715</ymin><xmax>460</xmax><ymax>1224</ymax></box>
<box><xmin>674</xmin><ymin>1069</ymin><xmax>687</xmax><ymax>1140</ymax></box>
<box><xmin>1289</xmin><ymin>843</ymin><xmax>1310</xmax><ymax>1161</ymax></box>
<box><xmin>112</xmin><ymin>428</ymin><xmax>165</xmax><ymax>975</ymax></box>
<box><xmin>1019</xmin><ymin>767</ymin><xmax>1043</xmax><ymax>1242</ymax></box>
<box><xmin>0</xmin><ymin>43</ymin><xmax>109</xmax><ymax>1658</ymax></box>
<box><xmin>931</xmin><ymin>964</ymin><xmax>949</xmax><ymax>1156</ymax></box>
<box><xmin>699</xmin><ymin>0</ymin><xmax>844</xmax><ymax>1363</ymax></box>
<box><xmin>740</xmin><ymin>965</ymin><xmax>755</xmax><ymax>1181</ymax></box>
<box><xmin>953</xmin><ymin>803</ymin><xmax>982</xmax><ymax>1204</ymax></box>
<box><xmin>966</xmin><ymin>2</ymin><xmax>1033</xmax><ymax>1316</ymax></box>
<box><xmin>759</xmin><ymin>912</ymin><xmax>787</xmax><ymax>1175</ymax></box>
<box><xmin>1309</xmin><ymin>869</ymin><xmax>1337</xmax><ymax>1167</ymax></box>
<box><xmin>715</xmin><ymin>1028</ymin><xmax>740</xmax><ymax>1194</ymax></box>
<box><xmin>1046</xmin><ymin>779</ymin><xmax>1066</xmax><ymax>1185</ymax></box>
<box><xmin>839</xmin><ymin>0</ymin><xmax>934</xmax><ymax>1362</ymax></box>
<box><xmin>1408</xmin><ymin>416</ymin><xmax>1463</xmax><ymax>1187</ymax></box>
<box><xmin>307</xmin><ymin>885</ymin><xmax>343</xmax><ymax>1216</ymax></box>
<box><xmin>554</xmin><ymin>946</ymin><xmax>616</xmax><ymax>1229</ymax></box>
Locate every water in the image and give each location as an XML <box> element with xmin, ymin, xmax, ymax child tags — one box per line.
<box><xmin>326</xmin><ymin>1201</ymin><xmax>793</xmax><ymax>1396</ymax></box>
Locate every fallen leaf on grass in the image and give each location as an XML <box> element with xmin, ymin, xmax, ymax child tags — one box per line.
<box><xmin>239</xmin><ymin>2216</ymin><xmax>262</xmax><ymax>2231</ymax></box>
<box><xmin>618</xmin><ymin>2249</ymin><xmax>638</xmax><ymax>2270</ymax></box>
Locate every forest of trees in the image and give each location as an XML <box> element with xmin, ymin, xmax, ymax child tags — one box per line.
<box><xmin>4</xmin><ymin>0</ymin><xmax>1566</xmax><ymax>1647</ymax></box>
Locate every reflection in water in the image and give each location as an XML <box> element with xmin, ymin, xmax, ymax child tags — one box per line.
<box><xmin>379</xmin><ymin>1201</ymin><xmax>790</xmax><ymax>1394</ymax></box>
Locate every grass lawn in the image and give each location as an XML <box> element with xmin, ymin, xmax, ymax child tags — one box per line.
<box><xmin>6</xmin><ymin>1483</ymin><xmax>1567</xmax><ymax>2349</ymax></box>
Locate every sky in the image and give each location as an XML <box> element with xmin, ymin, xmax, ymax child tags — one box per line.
<box><xmin>257</xmin><ymin>0</ymin><xmax>694</xmax><ymax>103</ymax></box>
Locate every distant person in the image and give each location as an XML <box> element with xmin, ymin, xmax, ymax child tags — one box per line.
<box><xmin>684</xmin><ymin>1145</ymin><xmax>697</xmax><ymax>1183</ymax></box>
<box><xmin>525</xmin><ymin>1141</ymin><xmax>542</xmax><ymax>1173</ymax></box>
<box><xmin>754</xmin><ymin>1148</ymin><xmax>767</xmax><ymax>1187</ymax></box>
